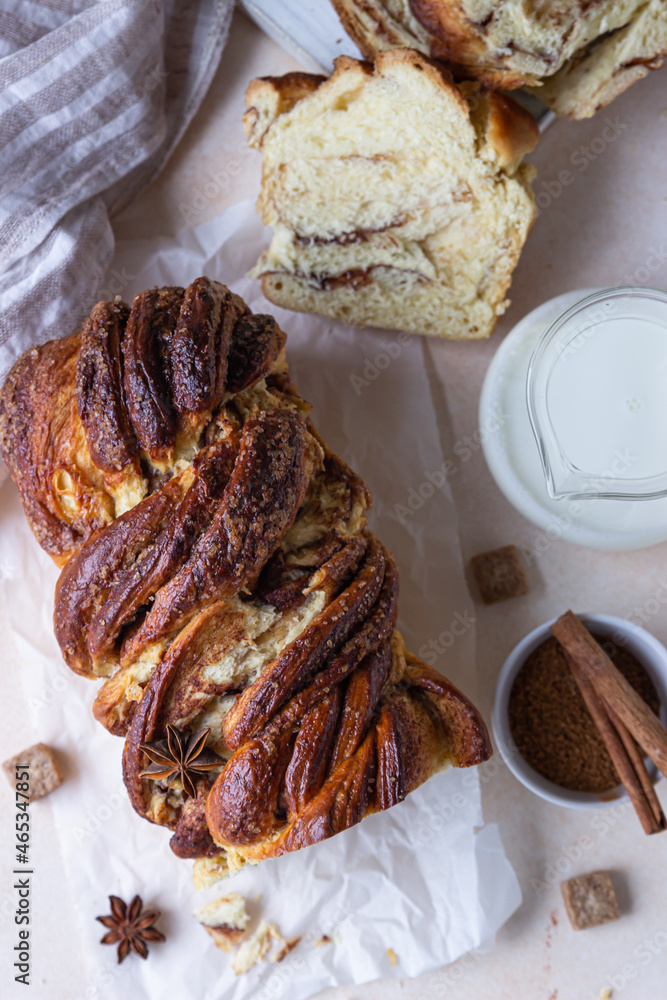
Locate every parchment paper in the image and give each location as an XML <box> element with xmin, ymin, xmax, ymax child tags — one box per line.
<box><xmin>0</xmin><ymin>199</ymin><xmax>520</xmax><ymax>1000</ymax></box>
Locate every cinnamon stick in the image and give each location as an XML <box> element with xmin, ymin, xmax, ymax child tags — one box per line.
<box><xmin>562</xmin><ymin>649</ymin><xmax>664</xmax><ymax>835</ymax></box>
<box><xmin>607</xmin><ymin>705</ymin><xmax>666</xmax><ymax>830</ymax></box>
<box><xmin>551</xmin><ymin>611</ymin><xmax>667</xmax><ymax>781</ymax></box>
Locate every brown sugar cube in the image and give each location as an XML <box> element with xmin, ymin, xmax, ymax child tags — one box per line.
<box><xmin>470</xmin><ymin>545</ymin><xmax>529</xmax><ymax>604</ymax></box>
<box><xmin>561</xmin><ymin>871</ymin><xmax>621</xmax><ymax>930</ymax></box>
<box><xmin>2</xmin><ymin>743</ymin><xmax>64</xmax><ymax>800</ymax></box>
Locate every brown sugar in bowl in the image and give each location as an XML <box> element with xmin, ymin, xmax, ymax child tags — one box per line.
<box><xmin>492</xmin><ymin>613</ymin><xmax>667</xmax><ymax>810</ymax></box>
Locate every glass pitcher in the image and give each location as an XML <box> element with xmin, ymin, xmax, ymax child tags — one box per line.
<box><xmin>526</xmin><ymin>286</ymin><xmax>667</xmax><ymax>502</ymax></box>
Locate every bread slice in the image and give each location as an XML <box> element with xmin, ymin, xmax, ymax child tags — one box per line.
<box><xmin>244</xmin><ymin>50</ymin><xmax>538</xmax><ymax>340</ymax></box>
<box><xmin>331</xmin><ymin>0</ymin><xmax>667</xmax><ymax>119</ymax></box>
<box><xmin>534</xmin><ymin>0</ymin><xmax>667</xmax><ymax>119</ymax></box>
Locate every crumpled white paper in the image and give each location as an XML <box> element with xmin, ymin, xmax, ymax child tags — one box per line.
<box><xmin>0</xmin><ymin>199</ymin><xmax>521</xmax><ymax>1000</ymax></box>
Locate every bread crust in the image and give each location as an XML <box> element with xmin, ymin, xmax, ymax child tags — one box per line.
<box><xmin>409</xmin><ymin>0</ymin><xmax>533</xmax><ymax>88</ymax></box>
<box><xmin>0</xmin><ymin>333</ymin><xmax>115</xmax><ymax>563</ymax></box>
<box><xmin>332</xmin><ymin>0</ymin><xmax>433</xmax><ymax>60</ymax></box>
<box><xmin>460</xmin><ymin>80</ymin><xmax>539</xmax><ymax>170</ymax></box>
<box><xmin>244</xmin><ymin>71</ymin><xmax>327</xmax><ymax>147</ymax></box>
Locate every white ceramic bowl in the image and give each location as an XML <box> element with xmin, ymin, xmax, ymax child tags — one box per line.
<box><xmin>492</xmin><ymin>613</ymin><xmax>667</xmax><ymax>810</ymax></box>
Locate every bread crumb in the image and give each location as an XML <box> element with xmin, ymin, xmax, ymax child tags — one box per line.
<box><xmin>193</xmin><ymin>855</ymin><xmax>229</xmax><ymax>889</ymax></box>
<box><xmin>315</xmin><ymin>934</ymin><xmax>332</xmax><ymax>946</ymax></box>
<box><xmin>232</xmin><ymin>920</ymin><xmax>278</xmax><ymax>975</ymax></box>
<box><xmin>387</xmin><ymin>947</ymin><xmax>397</xmax><ymax>966</ymax></box>
<box><xmin>193</xmin><ymin>892</ymin><xmax>250</xmax><ymax>953</ymax></box>
<box><xmin>271</xmin><ymin>936</ymin><xmax>301</xmax><ymax>962</ymax></box>
<box><xmin>599</xmin><ymin>989</ymin><xmax>612</xmax><ymax>999</ymax></box>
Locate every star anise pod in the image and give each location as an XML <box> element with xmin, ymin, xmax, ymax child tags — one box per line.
<box><xmin>139</xmin><ymin>724</ymin><xmax>224</xmax><ymax>798</ymax></box>
<box><xmin>96</xmin><ymin>895</ymin><xmax>165</xmax><ymax>964</ymax></box>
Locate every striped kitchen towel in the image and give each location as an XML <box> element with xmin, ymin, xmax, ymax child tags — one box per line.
<box><xmin>0</xmin><ymin>0</ymin><xmax>234</xmax><ymax>398</ymax></box>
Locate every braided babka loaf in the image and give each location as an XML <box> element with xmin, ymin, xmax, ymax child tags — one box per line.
<box><xmin>332</xmin><ymin>0</ymin><xmax>667</xmax><ymax>119</ymax></box>
<box><xmin>0</xmin><ymin>278</ymin><xmax>490</xmax><ymax>883</ymax></box>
